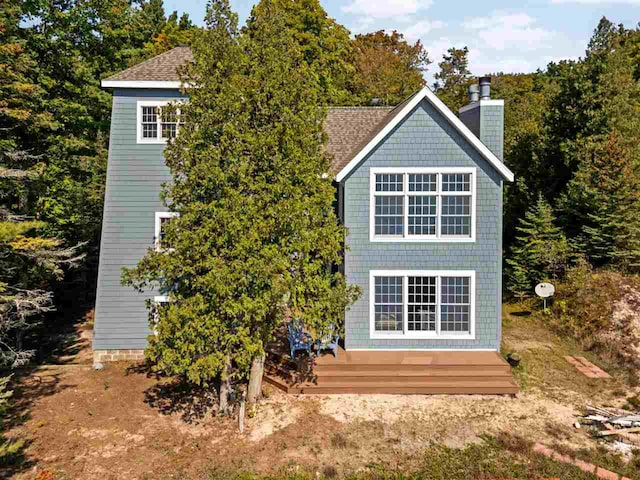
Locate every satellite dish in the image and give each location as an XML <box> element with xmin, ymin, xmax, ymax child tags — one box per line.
<box><xmin>535</xmin><ymin>283</ymin><xmax>555</xmax><ymax>298</ymax></box>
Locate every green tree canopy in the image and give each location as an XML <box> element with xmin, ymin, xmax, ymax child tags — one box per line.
<box><xmin>245</xmin><ymin>0</ymin><xmax>355</xmax><ymax>105</ymax></box>
<box><xmin>432</xmin><ymin>46</ymin><xmax>472</xmax><ymax>112</ymax></box>
<box><xmin>506</xmin><ymin>194</ymin><xmax>572</xmax><ymax>298</ymax></box>
<box><xmin>351</xmin><ymin>30</ymin><xmax>430</xmax><ymax>106</ymax></box>
<box><xmin>122</xmin><ymin>0</ymin><xmax>359</xmax><ymax>402</ymax></box>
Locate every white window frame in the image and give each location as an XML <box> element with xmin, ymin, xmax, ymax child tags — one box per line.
<box><xmin>369</xmin><ymin>167</ymin><xmax>476</xmax><ymax>243</ymax></box>
<box><xmin>369</xmin><ymin>270</ymin><xmax>476</xmax><ymax>340</ymax></box>
<box><xmin>154</xmin><ymin>212</ymin><xmax>179</xmax><ymax>251</ymax></box>
<box><xmin>152</xmin><ymin>295</ymin><xmax>170</xmax><ymax>335</ymax></box>
<box><xmin>137</xmin><ymin>100</ymin><xmax>183</xmax><ymax>144</ymax></box>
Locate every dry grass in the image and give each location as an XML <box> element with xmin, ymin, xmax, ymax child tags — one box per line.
<box><xmin>3</xmin><ymin>305</ymin><xmax>639</xmax><ymax>479</ymax></box>
<box><xmin>502</xmin><ymin>302</ymin><xmax>632</xmax><ymax>406</ymax></box>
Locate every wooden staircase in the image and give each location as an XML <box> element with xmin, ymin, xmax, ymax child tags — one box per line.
<box><xmin>264</xmin><ymin>347</ymin><xmax>519</xmax><ymax>395</ymax></box>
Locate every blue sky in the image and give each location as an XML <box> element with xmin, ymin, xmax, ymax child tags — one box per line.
<box><xmin>164</xmin><ymin>0</ymin><xmax>640</xmax><ymax>82</ymax></box>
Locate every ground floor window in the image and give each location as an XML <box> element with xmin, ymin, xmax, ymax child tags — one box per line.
<box><xmin>370</xmin><ymin>270</ymin><xmax>475</xmax><ymax>339</ymax></box>
<box><xmin>151</xmin><ymin>295</ymin><xmax>170</xmax><ymax>335</ymax></box>
<box><xmin>154</xmin><ymin>212</ymin><xmax>179</xmax><ymax>251</ymax></box>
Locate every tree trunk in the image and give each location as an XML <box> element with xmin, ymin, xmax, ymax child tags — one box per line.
<box><xmin>219</xmin><ymin>356</ymin><xmax>232</xmax><ymax>415</ymax></box>
<box><xmin>247</xmin><ymin>353</ymin><xmax>265</xmax><ymax>404</ymax></box>
<box><xmin>238</xmin><ymin>393</ymin><xmax>246</xmax><ymax>433</ymax></box>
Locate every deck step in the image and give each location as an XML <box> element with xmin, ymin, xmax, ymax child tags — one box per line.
<box><xmin>314</xmin><ymin>375</ymin><xmax>515</xmax><ymax>385</ymax></box>
<box><xmin>289</xmin><ymin>387</ymin><xmax>519</xmax><ymax>395</ymax></box>
<box><xmin>263</xmin><ymin>374</ymin><xmax>518</xmax><ymax>395</ymax></box>
<box><xmin>313</xmin><ymin>366</ymin><xmax>511</xmax><ymax>376</ymax></box>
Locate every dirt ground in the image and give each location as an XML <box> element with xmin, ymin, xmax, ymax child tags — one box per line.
<box><xmin>4</xmin><ymin>307</ymin><xmax>638</xmax><ymax>479</ymax></box>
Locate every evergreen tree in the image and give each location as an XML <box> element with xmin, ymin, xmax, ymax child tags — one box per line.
<box><xmin>245</xmin><ymin>0</ymin><xmax>354</xmax><ymax>105</ymax></box>
<box><xmin>506</xmin><ymin>194</ymin><xmax>572</xmax><ymax>296</ymax></box>
<box><xmin>351</xmin><ymin>30</ymin><xmax>430</xmax><ymax>105</ymax></box>
<box><xmin>561</xmin><ymin>131</ymin><xmax>640</xmax><ymax>270</ymax></box>
<box><xmin>432</xmin><ymin>46</ymin><xmax>472</xmax><ymax>112</ymax></box>
<box><xmin>123</xmin><ymin>0</ymin><xmax>359</xmax><ymax>408</ymax></box>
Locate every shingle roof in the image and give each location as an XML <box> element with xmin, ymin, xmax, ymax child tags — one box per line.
<box><xmin>324</xmin><ymin>106</ymin><xmax>395</xmax><ymax>173</ymax></box>
<box><xmin>104</xmin><ymin>49</ymin><xmax>403</xmax><ymax>174</ymax></box>
<box><xmin>104</xmin><ymin>47</ymin><xmax>193</xmax><ymax>81</ymax></box>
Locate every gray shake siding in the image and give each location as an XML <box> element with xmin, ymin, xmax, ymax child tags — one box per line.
<box><xmin>93</xmin><ymin>88</ymin><xmax>185</xmax><ymax>350</ymax></box>
<box><xmin>458</xmin><ymin>102</ymin><xmax>504</xmax><ymax>161</ymax></box>
<box><xmin>342</xmin><ymin>99</ymin><xmax>503</xmax><ymax>351</ymax></box>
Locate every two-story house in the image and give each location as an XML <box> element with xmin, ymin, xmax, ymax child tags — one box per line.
<box><xmin>96</xmin><ymin>47</ymin><xmax>517</xmax><ymax>394</ymax></box>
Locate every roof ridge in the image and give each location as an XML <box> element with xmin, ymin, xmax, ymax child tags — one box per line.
<box><xmin>103</xmin><ymin>46</ymin><xmax>192</xmax><ymax>82</ymax></box>
<box><xmin>327</xmin><ymin>106</ymin><xmax>395</xmax><ymax>110</ymax></box>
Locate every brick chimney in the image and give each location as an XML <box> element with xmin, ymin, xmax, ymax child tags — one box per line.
<box><xmin>459</xmin><ymin>77</ymin><xmax>504</xmax><ymax>161</ymax></box>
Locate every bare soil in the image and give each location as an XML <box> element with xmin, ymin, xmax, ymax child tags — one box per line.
<box><xmin>4</xmin><ymin>307</ymin><xmax>637</xmax><ymax>479</ymax></box>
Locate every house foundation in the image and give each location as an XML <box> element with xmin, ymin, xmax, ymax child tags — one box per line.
<box><xmin>93</xmin><ymin>349</ymin><xmax>145</xmax><ymax>363</ymax></box>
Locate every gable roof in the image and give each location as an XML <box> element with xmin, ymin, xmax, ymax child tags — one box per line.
<box><xmin>101</xmin><ymin>47</ymin><xmax>193</xmax><ymax>88</ymax></box>
<box><xmin>333</xmin><ymin>88</ymin><xmax>514</xmax><ymax>182</ymax></box>
<box><xmin>101</xmin><ymin>48</ymin><xmax>514</xmax><ymax>182</ymax></box>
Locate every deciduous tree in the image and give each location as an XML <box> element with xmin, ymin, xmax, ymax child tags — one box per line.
<box><xmin>351</xmin><ymin>30</ymin><xmax>430</xmax><ymax>105</ymax></box>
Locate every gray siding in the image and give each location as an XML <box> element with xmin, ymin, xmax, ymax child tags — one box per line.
<box><xmin>459</xmin><ymin>102</ymin><xmax>504</xmax><ymax>161</ymax></box>
<box><xmin>343</xmin><ymin>99</ymin><xmax>503</xmax><ymax>351</ymax></box>
<box><xmin>93</xmin><ymin>88</ymin><xmax>185</xmax><ymax>350</ymax></box>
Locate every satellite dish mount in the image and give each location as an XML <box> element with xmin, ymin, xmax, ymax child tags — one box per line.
<box><xmin>535</xmin><ymin>282</ymin><xmax>555</xmax><ymax>310</ymax></box>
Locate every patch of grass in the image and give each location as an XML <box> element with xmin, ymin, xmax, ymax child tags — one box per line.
<box><xmin>206</xmin><ymin>436</ymin><xmax>633</xmax><ymax>479</ymax></box>
<box><xmin>625</xmin><ymin>393</ymin><xmax>640</xmax><ymax>411</ymax></box>
<box><xmin>501</xmin><ymin>303</ymin><xmax>629</xmax><ymax>402</ymax></box>
<box><xmin>329</xmin><ymin>432</ymin><xmax>348</xmax><ymax>449</ymax></box>
<box><xmin>553</xmin><ymin>442</ymin><xmax>640</xmax><ymax>480</ymax></box>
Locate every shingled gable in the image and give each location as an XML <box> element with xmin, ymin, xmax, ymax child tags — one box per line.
<box><xmin>333</xmin><ymin>87</ymin><xmax>514</xmax><ymax>183</ymax></box>
<box><xmin>100</xmin><ymin>47</ymin><xmax>514</xmax><ymax>182</ymax></box>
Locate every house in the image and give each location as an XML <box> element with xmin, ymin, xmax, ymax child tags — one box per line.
<box><xmin>96</xmin><ymin>47</ymin><xmax>517</xmax><ymax>393</ymax></box>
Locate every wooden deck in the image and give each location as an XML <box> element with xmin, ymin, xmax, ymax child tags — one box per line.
<box><xmin>264</xmin><ymin>346</ymin><xmax>519</xmax><ymax>395</ymax></box>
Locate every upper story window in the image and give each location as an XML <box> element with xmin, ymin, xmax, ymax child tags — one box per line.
<box><xmin>370</xmin><ymin>168</ymin><xmax>476</xmax><ymax>242</ymax></box>
<box><xmin>137</xmin><ymin>100</ymin><xmax>184</xmax><ymax>144</ymax></box>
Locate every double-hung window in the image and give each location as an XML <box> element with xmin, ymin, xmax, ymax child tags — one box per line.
<box><xmin>154</xmin><ymin>212</ymin><xmax>179</xmax><ymax>251</ymax></box>
<box><xmin>137</xmin><ymin>100</ymin><xmax>184</xmax><ymax>143</ymax></box>
<box><xmin>370</xmin><ymin>168</ymin><xmax>475</xmax><ymax>241</ymax></box>
<box><xmin>370</xmin><ymin>270</ymin><xmax>475</xmax><ymax>339</ymax></box>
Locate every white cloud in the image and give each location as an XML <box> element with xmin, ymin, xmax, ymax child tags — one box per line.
<box><xmin>402</xmin><ymin>20</ymin><xmax>446</xmax><ymax>41</ymax></box>
<box><xmin>462</xmin><ymin>12</ymin><xmax>554</xmax><ymax>51</ymax></box>
<box><xmin>551</xmin><ymin>0</ymin><xmax>640</xmax><ymax>4</ymax></box>
<box><xmin>341</xmin><ymin>6</ymin><xmax>585</xmax><ymax>85</ymax></box>
<box><xmin>342</xmin><ymin>0</ymin><xmax>433</xmax><ymax>20</ymax></box>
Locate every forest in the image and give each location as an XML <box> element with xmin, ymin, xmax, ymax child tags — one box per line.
<box><xmin>1</xmin><ymin>0</ymin><xmax>639</xmax><ymax>457</ymax></box>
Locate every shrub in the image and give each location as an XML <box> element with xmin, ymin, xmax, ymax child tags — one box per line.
<box><xmin>551</xmin><ymin>260</ymin><xmax>640</xmax><ymax>371</ymax></box>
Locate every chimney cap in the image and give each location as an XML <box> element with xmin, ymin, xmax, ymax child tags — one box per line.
<box><xmin>468</xmin><ymin>84</ymin><xmax>479</xmax><ymax>103</ymax></box>
<box><xmin>479</xmin><ymin>76</ymin><xmax>491</xmax><ymax>100</ymax></box>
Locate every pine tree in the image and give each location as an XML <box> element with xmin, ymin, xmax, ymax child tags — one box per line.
<box><xmin>561</xmin><ymin>131</ymin><xmax>640</xmax><ymax>270</ymax></box>
<box><xmin>506</xmin><ymin>194</ymin><xmax>572</xmax><ymax>296</ymax></box>
<box><xmin>122</xmin><ymin>0</ymin><xmax>359</xmax><ymax>408</ymax></box>
<box><xmin>432</xmin><ymin>46</ymin><xmax>472</xmax><ymax>112</ymax></box>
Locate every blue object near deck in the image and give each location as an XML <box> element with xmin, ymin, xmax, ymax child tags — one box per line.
<box><xmin>316</xmin><ymin>326</ymin><xmax>340</xmax><ymax>358</ymax></box>
<box><xmin>287</xmin><ymin>321</ymin><xmax>312</xmax><ymax>359</ymax></box>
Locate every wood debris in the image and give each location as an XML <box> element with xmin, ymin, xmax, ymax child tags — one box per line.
<box><xmin>579</xmin><ymin>405</ymin><xmax>640</xmax><ymax>453</ymax></box>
